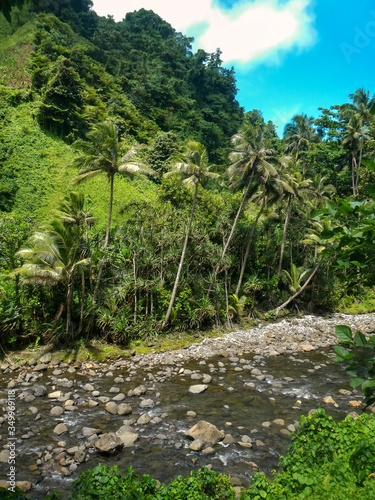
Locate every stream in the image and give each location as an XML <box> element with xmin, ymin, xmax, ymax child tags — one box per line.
<box><xmin>0</xmin><ymin>313</ymin><xmax>374</xmax><ymax>498</ymax></box>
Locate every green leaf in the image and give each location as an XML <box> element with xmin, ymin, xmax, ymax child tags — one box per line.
<box><xmin>361</xmin><ymin>379</ymin><xmax>375</xmax><ymax>389</ymax></box>
<box><xmin>350</xmin><ymin>377</ymin><xmax>365</xmax><ymax>389</ymax></box>
<box><xmin>334</xmin><ymin>345</ymin><xmax>351</xmax><ymax>359</ymax></box>
<box><xmin>335</xmin><ymin>325</ymin><xmax>353</xmax><ymax>343</ymax></box>
<box><xmin>353</xmin><ymin>331</ymin><xmax>368</xmax><ymax>347</ymax></box>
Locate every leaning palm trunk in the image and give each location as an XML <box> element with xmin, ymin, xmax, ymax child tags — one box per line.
<box><xmin>235</xmin><ymin>186</ymin><xmax>266</xmax><ymax>296</ymax></box>
<box><xmin>277</xmin><ymin>195</ymin><xmax>293</xmax><ymax>279</ymax></box>
<box><xmin>161</xmin><ymin>183</ymin><xmax>198</xmax><ymax>330</ymax></box>
<box><xmin>93</xmin><ymin>174</ymin><xmax>114</xmax><ymax>303</ymax></box>
<box><xmin>274</xmin><ymin>261</ymin><xmax>321</xmax><ymax>315</ymax></box>
<box><xmin>355</xmin><ymin>147</ymin><xmax>363</xmax><ymax>196</ymax></box>
<box><xmin>207</xmin><ymin>171</ymin><xmax>255</xmax><ymax>297</ymax></box>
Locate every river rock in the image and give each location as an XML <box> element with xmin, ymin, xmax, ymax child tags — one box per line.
<box><xmin>74</xmin><ymin>450</ymin><xmax>86</xmax><ymax>463</ymax></box>
<box><xmin>82</xmin><ymin>427</ymin><xmax>101</xmax><ymax>437</ymax></box>
<box><xmin>188</xmin><ymin>384</ymin><xmax>208</xmax><ymax>394</ymax></box>
<box><xmin>54</xmin><ymin>423</ymin><xmax>68</xmax><ymax>435</ymax></box>
<box><xmin>323</xmin><ymin>396</ymin><xmax>337</xmax><ymax>405</ymax></box>
<box><xmin>116</xmin><ymin>427</ymin><xmax>139</xmax><ymax>447</ymax></box>
<box><xmin>50</xmin><ymin>406</ymin><xmax>64</xmax><ymax>417</ymax></box>
<box><xmin>0</xmin><ymin>450</ymin><xmax>10</xmax><ymax>463</ymax></box>
<box><xmin>348</xmin><ymin>400</ymin><xmax>361</xmax><ymax>407</ymax></box>
<box><xmin>16</xmin><ymin>481</ymin><xmax>31</xmax><ymax>493</ymax></box>
<box><xmin>300</xmin><ymin>344</ymin><xmax>315</xmax><ymax>352</ymax></box>
<box><xmin>139</xmin><ymin>398</ymin><xmax>155</xmax><ymax>408</ymax></box>
<box><xmin>83</xmin><ymin>383</ymin><xmax>94</xmax><ymax>392</ymax></box>
<box><xmin>185</xmin><ymin>421</ymin><xmax>224</xmax><ymax>444</ymax></box>
<box><xmin>48</xmin><ymin>391</ymin><xmax>63</xmax><ymax>399</ymax></box>
<box><xmin>189</xmin><ymin>439</ymin><xmax>204</xmax><ymax>451</ymax></box>
<box><xmin>39</xmin><ymin>353</ymin><xmax>52</xmax><ymax>363</ymax></box>
<box><xmin>105</xmin><ymin>402</ymin><xmax>118</xmax><ymax>414</ymax></box>
<box><xmin>137</xmin><ymin>413</ymin><xmax>151</xmax><ymax>425</ymax></box>
<box><xmin>118</xmin><ymin>403</ymin><xmax>132</xmax><ymax>415</ymax></box>
<box><xmin>95</xmin><ymin>432</ymin><xmax>123</xmax><ymax>452</ymax></box>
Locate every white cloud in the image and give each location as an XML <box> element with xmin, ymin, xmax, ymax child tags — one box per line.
<box><xmin>91</xmin><ymin>0</ymin><xmax>316</xmax><ymax>65</ymax></box>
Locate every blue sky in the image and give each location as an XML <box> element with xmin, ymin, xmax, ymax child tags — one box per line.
<box><xmin>91</xmin><ymin>0</ymin><xmax>375</xmax><ymax>136</ymax></box>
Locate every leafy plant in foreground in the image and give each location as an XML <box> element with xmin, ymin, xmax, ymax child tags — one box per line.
<box><xmin>334</xmin><ymin>324</ymin><xmax>375</xmax><ymax>407</ymax></box>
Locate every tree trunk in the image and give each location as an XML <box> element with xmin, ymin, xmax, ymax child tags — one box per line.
<box><xmin>207</xmin><ymin>171</ymin><xmax>255</xmax><ymax>297</ymax></box>
<box><xmin>274</xmin><ymin>261</ymin><xmax>321</xmax><ymax>315</ymax></box>
<box><xmin>352</xmin><ymin>152</ymin><xmax>357</xmax><ymax>197</ymax></box>
<box><xmin>277</xmin><ymin>195</ymin><xmax>293</xmax><ymax>279</ymax></box>
<box><xmin>93</xmin><ymin>174</ymin><xmax>114</xmax><ymax>303</ymax></box>
<box><xmin>235</xmin><ymin>186</ymin><xmax>266</xmax><ymax>296</ymax></box>
<box><xmin>355</xmin><ymin>146</ymin><xmax>363</xmax><ymax>196</ymax></box>
<box><xmin>161</xmin><ymin>183</ymin><xmax>198</xmax><ymax>330</ymax></box>
<box><xmin>66</xmin><ymin>283</ymin><xmax>72</xmax><ymax>335</ymax></box>
<box><xmin>79</xmin><ymin>269</ymin><xmax>85</xmax><ymax>333</ymax></box>
<box><xmin>133</xmin><ymin>253</ymin><xmax>137</xmax><ymax>325</ymax></box>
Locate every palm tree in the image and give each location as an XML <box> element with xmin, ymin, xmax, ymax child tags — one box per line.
<box><xmin>283</xmin><ymin>114</ymin><xmax>320</xmax><ymax>174</ymax></box>
<box><xmin>161</xmin><ymin>140</ymin><xmax>219</xmax><ymax>330</ymax></box>
<box><xmin>276</xmin><ymin>166</ymin><xmax>314</xmax><ymax>279</ymax></box>
<box><xmin>56</xmin><ymin>191</ymin><xmax>95</xmax><ymax>332</ymax></box>
<box><xmin>72</xmin><ymin>121</ymin><xmax>155</xmax><ymax>303</ymax></box>
<box><xmin>12</xmin><ymin>218</ymin><xmax>90</xmax><ymax>335</ymax></box>
<box><xmin>209</xmin><ymin>125</ymin><xmax>279</xmax><ymax>294</ymax></box>
<box><xmin>341</xmin><ymin>88</ymin><xmax>375</xmax><ymax>125</ymax></box>
<box><xmin>342</xmin><ymin>114</ymin><xmax>370</xmax><ymax>196</ymax></box>
<box><xmin>235</xmin><ymin>156</ymin><xmax>284</xmax><ymax>296</ymax></box>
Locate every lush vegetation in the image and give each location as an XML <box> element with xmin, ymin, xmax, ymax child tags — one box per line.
<box><xmin>0</xmin><ymin>1</ymin><xmax>375</xmax><ymax>351</ymax></box>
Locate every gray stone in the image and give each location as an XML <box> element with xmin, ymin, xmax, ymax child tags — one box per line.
<box><xmin>139</xmin><ymin>399</ymin><xmax>155</xmax><ymax>408</ymax></box>
<box><xmin>50</xmin><ymin>406</ymin><xmax>64</xmax><ymax>417</ymax></box>
<box><xmin>137</xmin><ymin>413</ymin><xmax>151</xmax><ymax>425</ymax></box>
<box><xmin>185</xmin><ymin>421</ymin><xmax>224</xmax><ymax>444</ymax></box>
<box><xmin>189</xmin><ymin>439</ymin><xmax>204</xmax><ymax>451</ymax></box>
<box><xmin>105</xmin><ymin>402</ymin><xmax>118</xmax><ymax>414</ymax></box>
<box><xmin>188</xmin><ymin>384</ymin><xmax>208</xmax><ymax>394</ymax></box>
<box><xmin>54</xmin><ymin>423</ymin><xmax>68</xmax><ymax>435</ymax></box>
<box><xmin>116</xmin><ymin>428</ymin><xmax>139</xmax><ymax>447</ymax></box>
<box><xmin>118</xmin><ymin>403</ymin><xmax>132</xmax><ymax>415</ymax></box>
<box><xmin>95</xmin><ymin>432</ymin><xmax>122</xmax><ymax>452</ymax></box>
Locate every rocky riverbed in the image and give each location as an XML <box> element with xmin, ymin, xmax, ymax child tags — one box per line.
<box><xmin>0</xmin><ymin>313</ymin><xmax>374</xmax><ymax>498</ymax></box>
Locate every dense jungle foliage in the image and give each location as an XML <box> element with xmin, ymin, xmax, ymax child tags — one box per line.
<box><xmin>1</xmin><ymin>0</ymin><xmax>375</xmax><ymax>351</ymax></box>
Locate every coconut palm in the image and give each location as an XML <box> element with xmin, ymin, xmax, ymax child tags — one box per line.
<box><xmin>277</xmin><ymin>166</ymin><xmax>314</xmax><ymax>279</ymax></box>
<box><xmin>283</xmin><ymin>114</ymin><xmax>320</xmax><ymax>174</ymax></box>
<box><xmin>235</xmin><ymin>157</ymin><xmax>284</xmax><ymax>296</ymax></box>
<box><xmin>12</xmin><ymin>218</ymin><xmax>90</xmax><ymax>335</ymax></box>
<box><xmin>161</xmin><ymin>140</ymin><xmax>219</xmax><ymax>330</ymax></box>
<box><xmin>341</xmin><ymin>88</ymin><xmax>375</xmax><ymax>125</ymax></box>
<box><xmin>342</xmin><ymin>114</ymin><xmax>370</xmax><ymax>196</ymax></box>
<box><xmin>72</xmin><ymin>121</ymin><xmax>155</xmax><ymax>303</ymax></box>
<box><xmin>208</xmin><ymin>126</ymin><xmax>280</xmax><ymax>294</ymax></box>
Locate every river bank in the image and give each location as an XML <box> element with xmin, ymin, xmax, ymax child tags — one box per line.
<box><xmin>0</xmin><ymin>312</ymin><xmax>374</xmax><ymax>498</ymax></box>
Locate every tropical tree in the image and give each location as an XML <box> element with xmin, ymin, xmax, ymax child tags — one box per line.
<box><xmin>342</xmin><ymin>114</ymin><xmax>370</xmax><ymax>196</ymax></box>
<box><xmin>161</xmin><ymin>140</ymin><xmax>219</xmax><ymax>330</ymax></box>
<box><xmin>276</xmin><ymin>165</ymin><xmax>314</xmax><ymax>279</ymax></box>
<box><xmin>209</xmin><ymin>125</ymin><xmax>280</xmax><ymax>294</ymax></box>
<box><xmin>12</xmin><ymin>217</ymin><xmax>90</xmax><ymax>336</ymax></box>
<box><xmin>235</xmin><ymin>152</ymin><xmax>284</xmax><ymax>296</ymax></box>
<box><xmin>283</xmin><ymin>113</ymin><xmax>320</xmax><ymax>174</ymax></box>
<box><xmin>72</xmin><ymin>121</ymin><xmax>155</xmax><ymax>303</ymax></box>
<box><xmin>341</xmin><ymin>88</ymin><xmax>375</xmax><ymax>125</ymax></box>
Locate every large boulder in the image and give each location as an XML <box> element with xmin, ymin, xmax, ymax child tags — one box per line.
<box><xmin>185</xmin><ymin>421</ymin><xmax>224</xmax><ymax>445</ymax></box>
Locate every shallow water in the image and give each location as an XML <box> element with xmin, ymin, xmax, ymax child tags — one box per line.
<box><xmin>0</xmin><ymin>345</ymin><xmax>360</xmax><ymax>499</ymax></box>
